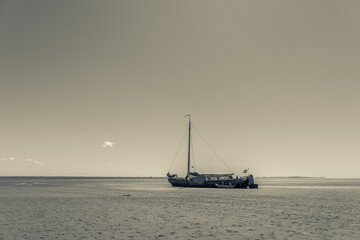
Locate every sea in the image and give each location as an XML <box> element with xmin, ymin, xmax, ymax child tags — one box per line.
<box><xmin>0</xmin><ymin>177</ymin><xmax>359</xmax><ymax>240</ymax></box>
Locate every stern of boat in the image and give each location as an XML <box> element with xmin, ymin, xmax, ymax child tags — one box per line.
<box><xmin>247</xmin><ymin>174</ymin><xmax>258</xmax><ymax>188</ymax></box>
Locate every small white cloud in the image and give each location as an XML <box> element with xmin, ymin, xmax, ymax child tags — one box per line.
<box><xmin>26</xmin><ymin>158</ymin><xmax>33</xmax><ymax>162</ymax></box>
<box><xmin>8</xmin><ymin>157</ymin><xmax>15</xmax><ymax>161</ymax></box>
<box><xmin>102</xmin><ymin>141</ymin><xmax>115</xmax><ymax>148</ymax></box>
<box><xmin>34</xmin><ymin>160</ymin><xmax>45</xmax><ymax>165</ymax></box>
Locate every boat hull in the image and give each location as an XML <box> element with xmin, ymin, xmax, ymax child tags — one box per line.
<box><xmin>215</xmin><ymin>184</ymin><xmax>236</xmax><ymax>188</ymax></box>
<box><xmin>168</xmin><ymin>177</ymin><xmax>255</xmax><ymax>188</ymax></box>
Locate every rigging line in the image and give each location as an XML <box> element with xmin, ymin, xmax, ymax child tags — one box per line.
<box><xmin>168</xmin><ymin>127</ymin><xmax>188</xmax><ymax>173</ymax></box>
<box><xmin>192</xmin><ymin>123</ymin><xmax>233</xmax><ymax>173</ymax></box>
<box><xmin>191</xmin><ymin>131</ymin><xmax>196</xmax><ymax>172</ymax></box>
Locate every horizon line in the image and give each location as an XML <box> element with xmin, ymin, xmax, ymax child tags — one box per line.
<box><xmin>0</xmin><ymin>175</ymin><xmax>359</xmax><ymax>179</ymax></box>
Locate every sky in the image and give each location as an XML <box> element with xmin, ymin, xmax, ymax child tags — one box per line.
<box><xmin>1</xmin><ymin>0</ymin><xmax>360</xmax><ymax>177</ymax></box>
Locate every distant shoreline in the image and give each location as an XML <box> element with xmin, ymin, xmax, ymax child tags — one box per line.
<box><xmin>0</xmin><ymin>176</ymin><xmax>167</xmax><ymax>179</ymax></box>
<box><xmin>0</xmin><ymin>176</ymin><xmax>359</xmax><ymax>179</ymax></box>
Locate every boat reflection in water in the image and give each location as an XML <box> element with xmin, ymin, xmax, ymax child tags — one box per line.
<box><xmin>167</xmin><ymin>115</ymin><xmax>258</xmax><ymax>189</ymax></box>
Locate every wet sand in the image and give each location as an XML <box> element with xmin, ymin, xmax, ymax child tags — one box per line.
<box><xmin>0</xmin><ymin>177</ymin><xmax>359</xmax><ymax>239</ymax></box>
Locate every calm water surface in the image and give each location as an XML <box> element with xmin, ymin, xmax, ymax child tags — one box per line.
<box><xmin>0</xmin><ymin>177</ymin><xmax>359</xmax><ymax>239</ymax></box>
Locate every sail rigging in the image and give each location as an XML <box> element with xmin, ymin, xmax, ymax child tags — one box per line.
<box><xmin>170</xmin><ymin>115</ymin><xmax>232</xmax><ymax>175</ymax></box>
<box><xmin>192</xmin><ymin>124</ymin><xmax>233</xmax><ymax>173</ymax></box>
<box><xmin>186</xmin><ymin>114</ymin><xmax>191</xmax><ymax>179</ymax></box>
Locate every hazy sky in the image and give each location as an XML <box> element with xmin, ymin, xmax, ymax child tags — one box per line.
<box><xmin>1</xmin><ymin>0</ymin><xmax>360</xmax><ymax>177</ymax></box>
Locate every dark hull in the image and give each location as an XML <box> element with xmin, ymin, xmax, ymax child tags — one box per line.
<box><xmin>168</xmin><ymin>177</ymin><xmax>258</xmax><ymax>189</ymax></box>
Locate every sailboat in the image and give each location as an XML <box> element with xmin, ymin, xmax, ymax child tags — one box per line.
<box><xmin>167</xmin><ymin>115</ymin><xmax>258</xmax><ymax>189</ymax></box>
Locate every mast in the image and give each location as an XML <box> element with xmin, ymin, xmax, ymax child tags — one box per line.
<box><xmin>185</xmin><ymin>114</ymin><xmax>191</xmax><ymax>179</ymax></box>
